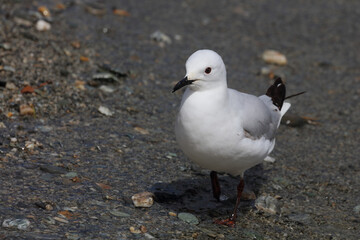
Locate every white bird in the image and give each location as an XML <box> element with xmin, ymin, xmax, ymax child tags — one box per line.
<box><xmin>173</xmin><ymin>49</ymin><xmax>291</xmax><ymax>226</ymax></box>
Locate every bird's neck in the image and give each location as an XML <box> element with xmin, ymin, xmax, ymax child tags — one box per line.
<box><xmin>182</xmin><ymin>84</ymin><xmax>229</xmax><ymax>112</ymax></box>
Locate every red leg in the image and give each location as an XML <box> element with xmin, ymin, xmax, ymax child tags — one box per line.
<box><xmin>214</xmin><ymin>177</ymin><xmax>244</xmax><ymax>227</ymax></box>
<box><xmin>210</xmin><ymin>171</ymin><xmax>220</xmax><ymax>201</ymax></box>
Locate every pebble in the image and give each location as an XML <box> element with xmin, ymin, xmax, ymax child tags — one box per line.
<box><xmin>99</xmin><ymin>85</ymin><xmax>115</xmax><ymax>93</ymax></box>
<box><xmin>134</xmin><ymin>126</ymin><xmax>149</xmax><ymax>135</ymax></box>
<box><xmin>53</xmin><ymin>216</ymin><xmax>69</xmax><ymax>224</ymax></box>
<box><xmin>264</xmin><ymin>156</ymin><xmax>276</xmax><ymax>163</ymax></box>
<box><xmin>25</xmin><ymin>140</ymin><xmax>35</xmax><ymax>150</ymax></box>
<box><xmin>6</xmin><ymin>82</ymin><xmax>17</xmax><ymax>90</ymax></box>
<box><xmin>35</xmin><ymin>201</ymin><xmax>54</xmax><ymax>211</ymax></box>
<box><xmin>40</xmin><ymin>165</ymin><xmax>68</xmax><ymax>174</ymax></box>
<box><xmin>65</xmin><ymin>233</ymin><xmax>80</xmax><ymax>240</ymax></box>
<box><xmin>255</xmin><ymin>195</ymin><xmax>280</xmax><ymax>214</ymax></box>
<box><xmin>35</xmin><ymin>20</ymin><xmax>51</xmax><ymax>31</ymax></box>
<box><xmin>144</xmin><ymin>233</ymin><xmax>156</xmax><ymax>239</ymax></box>
<box><xmin>262</xmin><ymin>50</ymin><xmax>287</xmax><ymax>66</ymax></box>
<box><xmin>353</xmin><ymin>205</ymin><xmax>360</xmax><ymax>214</ymax></box>
<box><xmin>20</xmin><ymin>104</ymin><xmax>35</xmax><ymax>115</ymax></box>
<box><xmin>2</xmin><ymin>218</ymin><xmax>31</xmax><ymax>230</ymax></box>
<box><xmin>92</xmin><ymin>72</ymin><xmax>120</xmax><ymax>83</ymax></box>
<box><xmin>177</xmin><ymin>212</ymin><xmax>199</xmax><ymax>225</ymax></box>
<box><xmin>36</xmin><ymin>125</ymin><xmax>53</xmax><ymax>133</ymax></box>
<box><xmin>129</xmin><ymin>226</ymin><xmax>142</xmax><ymax>234</ymax></box>
<box><xmin>109</xmin><ymin>210</ymin><xmax>130</xmax><ymax>218</ymax></box>
<box><xmin>64</xmin><ymin>172</ymin><xmax>78</xmax><ymax>178</ymax></box>
<box><xmin>0</xmin><ymin>42</ymin><xmax>11</xmax><ymax>50</ymax></box>
<box><xmin>0</xmin><ymin>122</ymin><xmax>6</xmax><ymax>128</ymax></box>
<box><xmin>38</xmin><ymin>6</ymin><xmax>51</xmax><ymax>17</ymax></box>
<box><xmin>199</xmin><ymin>228</ymin><xmax>222</xmax><ymax>238</ymax></box>
<box><xmin>98</xmin><ymin>106</ymin><xmax>113</xmax><ymax>116</ymax></box>
<box><xmin>281</xmin><ymin>114</ymin><xmax>307</xmax><ymax>127</ymax></box>
<box><xmin>288</xmin><ymin>213</ymin><xmax>313</xmax><ymax>225</ymax></box>
<box><xmin>150</xmin><ymin>30</ymin><xmax>172</xmax><ymax>46</ymax></box>
<box><xmin>168</xmin><ymin>211</ymin><xmax>177</xmax><ymax>217</ymax></box>
<box><xmin>44</xmin><ymin>217</ymin><xmax>56</xmax><ymax>225</ymax></box>
<box><xmin>132</xmin><ymin>192</ymin><xmax>154</xmax><ymax>208</ymax></box>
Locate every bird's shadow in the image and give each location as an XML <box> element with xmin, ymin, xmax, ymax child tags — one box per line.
<box><xmin>151</xmin><ymin>164</ymin><xmax>267</xmax><ymax>218</ymax></box>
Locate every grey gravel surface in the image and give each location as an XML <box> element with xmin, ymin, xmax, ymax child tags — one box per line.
<box><xmin>0</xmin><ymin>0</ymin><xmax>359</xmax><ymax>239</ymax></box>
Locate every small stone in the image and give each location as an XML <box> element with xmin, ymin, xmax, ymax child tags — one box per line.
<box><xmin>260</xmin><ymin>66</ymin><xmax>272</xmax><ymax>75</ymax></box>
<box><xmin>150</xmin><ymin>30</ymin><xmax>172</xmax><ymax>46</ymax></box>
<box><xmin>10</xmin><ymin>137</ymin><xmax>17</xmax><ymax>143</ymax></box>
<box><xmin>44</xmin><ymin>217</ymin><xmax>56</xmax><ymax>225</ymax></box>
<box><xmin>53</xmin><ymin>216</ymin><xmax>69</xmax><ymax>224</ymax></box>
<box><xmin>199</xmin><ymin>228</ymin><xmax>218</xmax><ymax>238</ymax></box>
<box><xmin>241</xmin><ymin>189</ymin><xmax>256</xmax><ymax>200</ymax></box>
<box><xmin>2</xmin><ymin>218</ymin><xmax>30</xmax><ymax>230</ymax></box>
<box><xmin>40</xmin><ymin>165</ymin><xmax>67</xmax><ymax>174</ymax></box>
<box><xmin>132</xmin><ymin>192</ymin><xmax>154</xmax><ymax>208</ymax></box>
<box><xmin>14</xmin><ymin>17</ymin><xmax>32</xmax><ymax>27</ymax></box>
<box><xmin>0</xmin><ymin>42</ymin><xmax>11</xmax><ymax>50</ymax></box>
<box><xmin>255</xmin><ymin>195</ymin><xmax>281</xmax><ymax>214</ymax></box>
<box><xmin>20</xmin><ymin>104</ymin><xmax>35</xmax><ymax>116</ymax></box>
<box><xmin>75</xmin><ymin>80</ymin><xmax>86</xmax><ymax>90</ymax></box>
<box><xmin>140</xmin><ymin>225</ymin><xmax>147</xmax><ymax>233</ymax></box>
<box><xmin>64</xmin><ymin>172</ymin><xmax>78</xmax><ymax>178</ymax></box>
<box><xmin>353</xmin><ymin>205</ymin><xmax>360</xmax><ymax>214</ymax></box>
<box><xmin>264</xmin><ymin>156</ymin><xmax>276</xmax><ymax>163</ymax></box>
<box><xmin>99</xmin><ymin>85</ymin><xmax>115</xmax><ymax>93</ymax></box>
<box><xmin>25</xmin><ymin>141</ymin><xmax>35</xmax><ymax>150</ymax></box>
<box><xmin>192</xmin><ymin>233</ymin><xmax>199</xmax><ymax>238</ymax></box>
<box><xmin>288</xmin><ymin>213</ymin><xmax>313</xmax><ymax>225</ymax></box>
<box><xmin>35</xmin><ymin>201</ymin><xmax>54</xmax><ymax>211</ymax></box>
<box><xmin>38</xmin><ymin>6</ymin><xmax>51</xmax><ymax>17</ymax></box>
<box><xmin>46</xmin><ymin>204</ymin><xmax>54</xmax><ymax>211</ymax></box>
<box><xmin>65</xmin><ymin>233</ymin><xmax>80</xmax><ymax>240</ymax></box>
<box><xmin>6</xmin><ymin>82</ymin><xmax>17</xmax><ymax>90</ymax></box>
<box><xmin>36</xmin><ymin>125</ymin><xmax>53</xmax><ymax>133</ymax></box>
<box><xmin>35</xmin><ymin>20</ymin><xmax>51</xmax><ymax>31</ymax></box>
<box><xmin>92</xmin><ymin>72</ymin><xmax>120</xmax><ymax>83</ymax></box>
<box><xmin>113</xmin><ymin>9</ymin><xmax>130</xmax><ymax>17</ymax></box>
<box><xmin>80</xmin><ymin>56</ymin><xmax>89</xmax><ymax>62</ymax></box>
<box><xmin>178</xmin><ymin>212</ymin><xmax>199</xmax><ymax>225</ymax></box>
<box><xmin>144</xmin><ymin>233</ymin><xmax>155</xmax><ymax>239</ymax></box>
<box><xmin>262</xmin><ymin>50</ymin><xmax>287</xmax><ymax>66</ymax></box>
<box><xmin>2</xmin><ymin>66</ymin><xmax>15</xmax><ymax>72</ymax></box>
<box><xmin>134</xmin><ymin>126</ymin><xmax>149</xmax><ymax>135</ymax></box>
<box><xmin>129</xmin><ymin>226</ymin><xmax>142</xmax><ymax>234</ymax></box>
<box><xmin>281</xmin><ymin>114</ymin><xmax>307</xmax><ymax>127</ymax></box>
<box><xmin>98</xmin><ymin>106</ymin><xmax>113</xmax><ymax>116</ymax></box>
<box><xmin>0</xmin><ymin>122</ymin><xmax>6</xmax><ymax>128</ymax></box>
<box><xmin>109</xmin><ymin>210</ymin><xmax>130</xmax><ymax>218</ymax></box>
<box><xmin>169</xmin><ymin>211</ymin><xmax>177</xmax><ymax>217</ymax></box>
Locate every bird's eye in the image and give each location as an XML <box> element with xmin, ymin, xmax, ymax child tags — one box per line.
<box><xmin>205</xmin><ymin>67</ymin><xmax>212</xmax><ymax>74</ymax></box>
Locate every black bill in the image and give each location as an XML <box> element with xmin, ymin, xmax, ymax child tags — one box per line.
<box><xmin>172</xmin><ymin>76</ymin><xmax>195</xmax><ymax>93</ymax></box>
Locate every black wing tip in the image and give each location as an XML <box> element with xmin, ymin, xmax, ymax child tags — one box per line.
<box><xmin>266</xmin><ymin>76</ymin><xmax>286</xmax><ymax>110</ymax></box>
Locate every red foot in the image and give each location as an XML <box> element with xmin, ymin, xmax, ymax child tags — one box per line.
<box><xmin>214</xmin><ymin>218</ymin><xmax>236</xmax><ymax>227</ymax></box>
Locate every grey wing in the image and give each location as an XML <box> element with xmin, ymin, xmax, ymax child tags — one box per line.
<box><xmin>230</xmin><ymin>90</ymin><xmax>280</xmax><ymax>140</ymax></box>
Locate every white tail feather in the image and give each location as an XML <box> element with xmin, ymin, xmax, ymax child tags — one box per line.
<box><xmin>281</xmin><ymin>102</ymin><xmax>291</xmax><ymax>117</ymax></box>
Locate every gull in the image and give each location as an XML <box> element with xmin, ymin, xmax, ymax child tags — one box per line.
<box><xmin>173</xmin><ymin>49</ymin><xmax>292</xmax><ymax>226</ymax></box>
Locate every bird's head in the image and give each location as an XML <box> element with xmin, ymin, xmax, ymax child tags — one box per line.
<box><xmin>173</xmin><ymin>49</ymin><xmax>227</xmax><ymax>92</ymax></box>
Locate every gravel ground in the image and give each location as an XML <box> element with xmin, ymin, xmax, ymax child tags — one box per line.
<box><xmin>0</xmin><ymin>0</ymin><xmax>359</xmax><ymax>239</ymax></box>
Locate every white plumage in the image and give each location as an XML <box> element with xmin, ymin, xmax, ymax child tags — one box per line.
<box><xmin>174</xmin><ymin>49</ymin><xmax>290</xmax><ymax>176</ymax></box>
